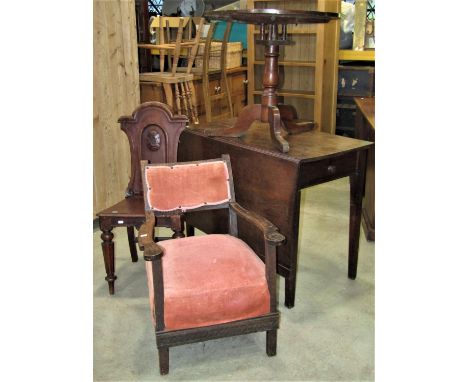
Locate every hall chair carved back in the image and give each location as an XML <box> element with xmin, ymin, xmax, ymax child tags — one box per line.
<box><xmin>96</xmin><ymin>102</ymin><xmax>188</xmax><ymax>295</ymax></box>
<box><xmin>140</xmin><ymin>17</ymin><xmax>205</xmax><ymax>125</ymax></box>
<box><xmin>138</xmin><ymin>155</ymin><xmax>285</xmax><ymax>374</ymax></box>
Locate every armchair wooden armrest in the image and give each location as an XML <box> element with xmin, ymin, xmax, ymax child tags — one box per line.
<box><xmin>230</xmin><ymin>202</ymin><xmax>285</xmax><ymax>246</ymax></box>
<box><xmin>138</xmin><ymin>211</ymin><xmax>164</xmax><ymax>261</ymax></box>
<box><xmin>139</xmin><ymin>211</ymin><xmax>165</xmax><ymax>333</ymax></box>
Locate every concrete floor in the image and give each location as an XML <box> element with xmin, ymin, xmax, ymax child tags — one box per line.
<box><xmin>94</xmin><ymin>177</ymin><xmax>375</xmax><ymax>381</ymax></box>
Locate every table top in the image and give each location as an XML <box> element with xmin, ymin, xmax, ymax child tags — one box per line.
<box><xmin>188</xmin><ymin>121</ymin><xmax>373</xmax><ymax>164</ymax></box>
<box><xmin>354</xmin><ymin>97</ymin><xmax>375</xmax><ymax>130</ymax></box>
<box><xmin>205</xmin><ymin>9</ymin><xmax>338</xmax><ymax>25</ymax></box>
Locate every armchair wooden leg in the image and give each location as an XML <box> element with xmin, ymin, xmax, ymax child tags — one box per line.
<box><xmin>127</xmin><ymin>226</ymin><xmax>138</xmax><ymax>263</ymax></box>
<box><xmin>158</xmin><ymin>347</ymin><xmax>169</xmax><ymax>375</ymax></box>
<box><xmin>266</xmin><ymin>330</ymin><xmax>277</xmax><ymax>357</ymax></box>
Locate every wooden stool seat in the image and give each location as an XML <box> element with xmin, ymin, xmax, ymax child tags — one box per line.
<box><xmin>140</xmin><ymin>72</ymin><xmax>194</xmax><ymax>84</ymax></box>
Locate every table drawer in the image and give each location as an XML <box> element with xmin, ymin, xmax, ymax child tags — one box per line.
<box><xmin>298</xmin><ymin>151</ymin><xmax>357</xmax><ymax>188</ymax></box>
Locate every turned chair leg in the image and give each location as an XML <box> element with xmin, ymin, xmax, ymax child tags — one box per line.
<box><xmin>266</xmin><ymin>330</ymin><xmax>277</xmax><ymax>357</ymax></box>
<box><xmin>186</xmin><ymin>223</ymin><xmax>195</xmax><ymax>237</ymax></box>
<box><xmin>171</xmin><ymin>215</ymin><xmax>186</xmax><ymax>238</ymax></box>
<box><xmin>158</xmin><ymin>347</ymin><xmax>169</xmax><ymax>375</ymax></box>
<box><xmin>162</xmin><ymin>83</ymin><xmax>174</xmax><ymax>113</ymax></box>
<box><xmin>126</xmin><ymin>226</ymin><xmax>138</xmax><ymax>262</ymax></box>
<box><xmin>100</xmin><ymin>227</ymin><xmax>116</xmax><ymax>295</ymax></box>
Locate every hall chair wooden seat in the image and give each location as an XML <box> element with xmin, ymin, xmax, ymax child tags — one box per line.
<box><xmin>96</xmin><ymin>102</ymin><xmax>188</xmax><ymax>295</ymax></box>
<box><xmin>138</xmin><ymin>155</ymin><xmax>285</xmax><ymax>374</ymax></box>
<box><xmin>139</xmin><ymin>17</ymin><xmax>205</xmax><ymax>125</ymax></box>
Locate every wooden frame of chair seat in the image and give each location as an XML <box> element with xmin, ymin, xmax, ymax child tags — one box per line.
<box><xmin>138</xmin><ymin>155</ymin><xmax>285</xmax><ymax>375</ymax></box>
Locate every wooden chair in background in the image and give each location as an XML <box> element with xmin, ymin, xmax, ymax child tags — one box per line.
<box><xmin>139</xmin><ymin>17</ymin><xmax>204</xmax><ymax>125</ymax></box>
<box><xmin>97</xmin><ymin>102</ymin><xmax>188</xmax><ymax>295</ymax></box>
<box><xmin>193</xmin><ymin>20</ymin><xmax>234</xmax><ymax>122</ymax></box>
<box><xmin>138</xmin><ymin>155</ymin><xmax>285</xmax><ymax>374</ymax></box>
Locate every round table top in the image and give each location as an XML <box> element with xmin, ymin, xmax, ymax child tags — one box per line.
<box><xmin>205</xmin><ymin>9</ymin><xmax>339</xmax><ymax>25</ymax></box>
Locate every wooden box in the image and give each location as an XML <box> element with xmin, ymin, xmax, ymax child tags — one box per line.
<box><xmin>337</xmin><ymin>65</ymin><xmax>375</xmax><ymax>97</ymax></box>
<box><xmin>195</xmin><ymin>41</ymin><xmax>243</xmax><ymax>70</ymax></box>
<box><xmin>336</xmin><ymin>96</ymin><xmax>357</xmax><ymax>137</ymax></box>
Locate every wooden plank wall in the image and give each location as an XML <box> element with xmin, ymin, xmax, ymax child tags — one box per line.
<box><xmin>93</xmin><ymin>0</ymin><xmax>140</xmax><ymax>216</ymax></box>
<box><xmin>319</xmin><ymin>0</ymin><xmax>340</xmax><ymax>134</ymax></box>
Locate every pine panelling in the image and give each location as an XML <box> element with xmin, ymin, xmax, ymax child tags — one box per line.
<box><xmin>247</xmin><ymin>22</ymin><xmax>255</xmax><ymax>105</ymax></box>
<box><xmin>93</xmin><ymin>0</ymin><xmax>140</xmax><ymax>217</ymax></box>
<box><xmin>319</xmin><ymin>0</ymin><xmax>340</xmax><ymax>134</ymax></box>
<box><xmin>314</xmin><ymin>5</ymin><xmax>325</xmax><ymax>131</ymax></box>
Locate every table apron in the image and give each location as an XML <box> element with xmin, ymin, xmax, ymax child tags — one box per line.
<box><xmin>98</xmin><ymin>216</ymin><xmax>145</xmax><ymax>230</ymax></box>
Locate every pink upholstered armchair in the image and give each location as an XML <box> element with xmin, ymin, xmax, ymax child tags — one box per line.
<box><xmin>138</xmin><ymin>155</ymin><xmax>285</xmax><ymax>375</ymax></box>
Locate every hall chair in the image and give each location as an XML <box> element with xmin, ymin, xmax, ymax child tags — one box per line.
<box><xmin>96</xmin><ymin>102</ymin><xmax>188</xmax><ymax>295</ymax></box>
<box><xmin>138</xmin><ymin>155</ymin><xmax>285</xmax><ymax>374</ymax></box>
<box><xmin>139</xmin><ymin>17</ymin><xmax>205</xmax><ymax>125</ymax></box>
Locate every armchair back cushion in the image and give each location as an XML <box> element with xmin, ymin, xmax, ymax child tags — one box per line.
<box><xmin>146</xmin><ymin>234</ymin><xmax>270</xmax><ymax>329</ymax></box>
<box><xmin>144</xmin><ymin>160</ymin><xmax>231</xmax><ymax>212</ymax></box>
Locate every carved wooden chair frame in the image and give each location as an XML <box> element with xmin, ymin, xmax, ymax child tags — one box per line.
<box><xmin>97</xmin><ymin>101</ymin><xmax>188</xmax><ymax>295</ymax></box>
<box><xmin>138</xmin><ymin>155</ymin><xmax>285</xmax><ymax>374</ymax></box>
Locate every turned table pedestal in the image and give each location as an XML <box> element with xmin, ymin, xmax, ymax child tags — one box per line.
<box><xmin>203</xmin><ymin>9</ymin><xmax>338</xmax><ymax>153</ymax></box>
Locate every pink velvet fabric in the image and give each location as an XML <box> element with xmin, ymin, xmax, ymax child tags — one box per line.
<box><xmin>145</xmin><ymin>234</ymin><xmax>270</xmax><ymax>330</ymax></box>
<box><xmin>145</xmin><ymin>161</ymin><xmax>231</xmax><ymax>212</ymax></box>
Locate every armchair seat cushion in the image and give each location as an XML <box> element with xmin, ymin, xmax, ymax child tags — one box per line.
<box><xmin>146</xmin><ymin>234</ymin><xmax>270</xmax><ymax>330</ymax></box>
